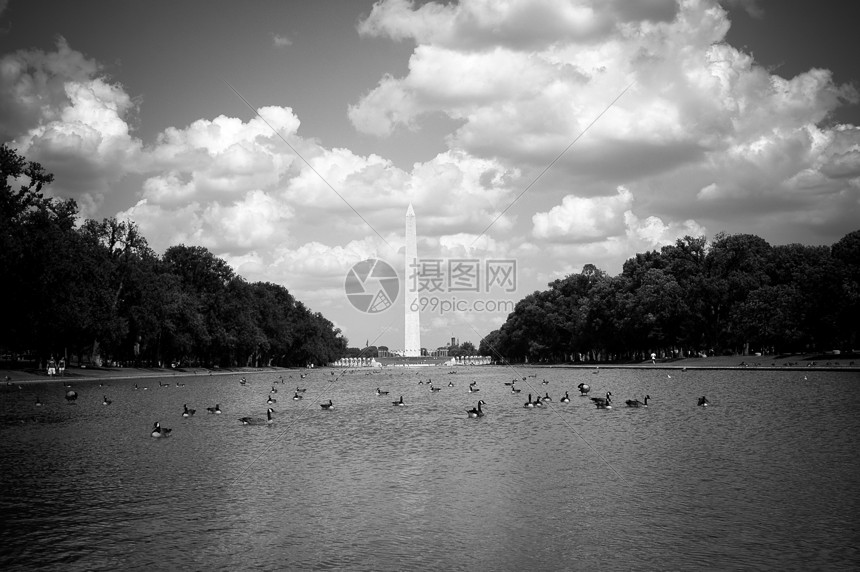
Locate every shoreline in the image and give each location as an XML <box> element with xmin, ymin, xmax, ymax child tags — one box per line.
<box><xmin>3</xmin><ymin>353</ymin><xmax>858</xmax><ymax>385</ymax></box>
<box><xmin>1</xmin><ymin>365</ymin><xmax>304</xmax><ymax>386</ymax></box>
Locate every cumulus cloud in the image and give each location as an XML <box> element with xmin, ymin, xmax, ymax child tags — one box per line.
<box><xmin>532</xmin><ymin>187</ymin><xmax>634</xmax><ymax>241</ymax></box>
<box><xmin>272</xmin><ymin>33</ymin><xmax>292</xmax><ymax>48</ymax></box>
<box><xmin>1</xmin><ymin>38</ymin><xmax>142</xmax><ymax>215</ymax></box>
<box><xmin>350</xmin><ymin>0</ymin><xmax>859</xmax><ymax>256</ymax></box>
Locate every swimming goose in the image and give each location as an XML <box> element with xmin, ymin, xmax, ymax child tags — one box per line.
<box><xmin>320</xmin><ymin>399</ymin><xmax>334</xmax><ymax>410</ymax></box>
<box><xmin>448</xmin><ymin>381</ymin><xmax>454</xmax><ymax>387</ymax></box>
<box><xmin>270</xmin><ymin>386</ymin><xmax>278</xmax><ymax>394</ymax></box>
<box><xmin>625</xmin><ymin>395</ymin><xmax>650</xmax><ymax>408</ymax></box>
<box><xmin>206</xmin><ymin>403</ymin><xmax>222</xmax><ymax>414</ymax></box>
<box><xmin>524</xmin><ymin>394</ymin><xmax>535</xmax><ymax>408</ymax></box>
<box><xmin>182</xmin><ymin>404</ymin><xmax>196</xmax><ymax>417</ymax></box>
<box><xmin>430</xmin><ymin>384</ymin><xmax>441</xmax><ymax>392</ymax></box>
<box><xmin>511</xmin><ymin>386</ymin><xmax>521</xmax><ymax>393</ymax></box>
<box><xmin>293</xmin><ymin>392</ymin><xmax>303</xmax><ymax>400</ymax></box>
<box><xmin>591</xmin><ymin>392</ymin><xmax>612</xmax><ymax>409</ymax></box>
<box><xmin>541</xmin><ymin>392</ymin><xmax>552</xmax><ymax>402</ymax></box>
<box><xmin>578</xmin><ymin>383</ymin><xmax>591</xmax><ymax>395</ymax></box>
<box><xmin>560</xmin><ymin>392</ymin><xmax>570</xmax><ymax>403</ymax></box>
<box><xmin>376</xmin><ymin>387</ymin><xmax>389</xmax><ymax>396</ymax></box>
<box><xmin>697</xmin><ymin>396</ymin><xmax>709</xmax><ymax>407</ymax></box>
<box><xmin>468</xmin><ymin>385</ymin><xmax>480</xmax><ymax>393</ymax></box>
<box><xmin>239</xmin><ymin>408</ymin><xmax>274</xmax><ymax>425</ymax></box>
<box><xmin>151</xmin><ymin>422</ymin><xmax>172</xmax><ymax>438</ymax></box>
<box><xmin>466</xmin><ymin>400</ymin><xmax>486</xmax><ymax>418</ymax></box>
<box><xmin>103</xmin><ymin>395</ymin><xmax>112</xmax><ymax>406</ymax></box>
<box><xmin>296</xmin><ymin>386</ymin><xmax>307</xmax><ymax>393</ymax></box>
<box><xmin>392</xmin><ymin>395</ymin><xmax>405</xmax><ymax>406</ymax></box>
<box><xmin>267</xmin><ymin>395</ymin><xmax>277</xmax><ymax>404</ymax></box>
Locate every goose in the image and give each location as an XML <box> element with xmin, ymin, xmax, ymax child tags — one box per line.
<box><xmin>206</xmin><ymin>404</ymin><xmax>221</xmax><ymax>414</ymax></box>
<box><xmin>541</xmin><ymin>392</ymin><xmax>552</xmax><ymax>402</ymax></box>
<box><xmin>511</xmin><ymin>386</ymin><xmax>521</xmax><ymax>394</ymax></box>
<box><xmin>176</xmin><ymin>381</ymin><xmax>185</xmax><ymax>387</ymax></box>
<box><xmin>542</xmin><ymin>379</ymin><xmax>549</xmax><ymax>385</ymax></box>
<box><xmin>524</xmin><ymin>394</ymin><xmax>535</xmax><ymax>408</ymax></box>
<box><xmin>151</xmin><ymin>422</ymin><xmax>172</xmax><ymax>438</ymax></box>
<box><xmin>159</xmin><ymin>381</ymin><xmax>170</xmax><ymax>388</ymax></box>
<box><xmin>296</xmin><ymin>386</ymin><xmax>307</xmax><ymax>393</ymax></box>
<box><xmin>392</xmin><ymin>395</ymin><xmax>405</xmax><ymax>406</ymax></box>
<box><xmin>376</xmin><ymin>388</ymin><xmax>389</xmax><ymax>396</ymax></box>
<box><xmin>448</xmin><ymin>381</ymin><xmax>454</xmax><ymax>387</ymax></box>
<box><xmin>35</xmin><ymin>396</ymin><xmax>43</xmax><ymax>407</ymax></box>
<box><xmin>466</xmin><ymin>400</ymin><xmax>486</xmax><ymax>418</ymax></box>
<box><xmin>320</xmin><ymin>399</ymin><xmax>334</xmax><ymax>410</ymax></box>
<box><xmin>625</xmin><ymin>395</ymin><xmax>650</xmax><ymax>408</ymax></box>
<box><xmin>270</xmin><ymin>386</ymin><xmax>278</xmax><ymax>394</ymax></box>
<box><xmin>267</xmin><ymin>395</ymin><xmax>277</xmax><ymax>404</ymax></box>
<box><xmin>430</xmin><ymin>384</ymin><xmax>441</xmax><ymax>392</ymax></box>
<box><xmin>239</xmin><ymin>377</ymin><xmax>247</xmax><ymax>386</ymax></box>
<box><xmin>591</xmin><ymin>392</ymin><xmax>612</xmax><ymax>409</ymax></box>
<box><xmin>239</xmin><ymin>408</ymin><xmax>274</xmax><ymax>425</ymax></box>
<box><xmin>560</xmin><ymin>392</ymin><xmax>570</xmax><ymax>403</ymax></box>
<box><xmin>697</xmin><ymin>396</ymin><xmax>709</xmax><ymax>407</ymax></box>
<box><xmin>293</xmin><ymin>392</ymin><xmax>303</xmax><ymax>400</ymax></box>
<box><xmin>182</xmin><ymin>404</ymin><xmax>196</xmax><ymax>417</ymax></box>
<box><xmin>102</xmin><ymin>395</ymin><xmax>112</xmax><ymax>406</ymax></box>
<box><xmin>133</xmin><ymin>384</ymin><xmax>139</xmax><ymax>390</ymax></box>
<box><xmin>578</xmin><ymin>383</ymin><xmax>591</xmax><ymax>395</ymax></box>
<box><xmin>534</xmin><ymin>396</ymin><xmax>545</xmax><ymax>408</ymax></box>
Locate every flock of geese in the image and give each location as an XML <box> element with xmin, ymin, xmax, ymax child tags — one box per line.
<box><xmin>26</xmin><ymin>371</ymin><xmax>711</xmax><ymax>437</ymax></box>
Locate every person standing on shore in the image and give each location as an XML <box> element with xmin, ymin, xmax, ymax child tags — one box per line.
<box><xmin>47</xmin><ymin>357</ymin><xmax>56</xmax><ymax>376</ymax></box>
<box><xmin>59</xmin><ymin>358</ymin><xmax>66</xmax><ymax>376</ymax></box>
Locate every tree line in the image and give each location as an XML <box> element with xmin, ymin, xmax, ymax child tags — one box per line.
<box><xmin>1</xmin><ymin>144</ymin><xmax>347</xmax><ymax>369</ymax></box>
<box><xmin>479</xmin><ymin>231</ymin><xmax>860</xmax><ymax>363</ymax></box>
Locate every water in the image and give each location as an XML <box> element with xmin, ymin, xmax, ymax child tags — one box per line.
<box><xmin>2</xmin><ymin>367</ymin><xmax>859</xmax><ymax>571</ymax></box>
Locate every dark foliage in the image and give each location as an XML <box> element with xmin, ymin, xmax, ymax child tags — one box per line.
<box><xmin>480</xmin><ymin>234</ymin><xmax>859</xmax><ymax>363</ymax></box>
<box><xmin>0</xmin><ymin>145</ymin><xmax>346</xmax><ymax>368</ymax></box>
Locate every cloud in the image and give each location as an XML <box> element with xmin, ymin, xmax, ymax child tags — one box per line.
<box><xmin>1</xmin><ymin>38</ymin><xmax>142</xmax><ymax>214</ymax></box>
<box><xmin>272</xmin><ymin>33</ymin><xmax>292</xmax><ymax>48</ymax></box>
<box><xmin>350</xmin><ymin>0</ymin><xmax>859</xmax><ymax>250</ymax></box>
<box><xmin>532</xmin><ymin>187</ymin><xmax>633</xmax><ymax>241</ymax></box>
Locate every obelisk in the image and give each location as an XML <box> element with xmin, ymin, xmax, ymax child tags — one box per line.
<box><xmin>404</xmin><ymin>203</ymin><xmax>421</xmax><ymax>357</ymax></box>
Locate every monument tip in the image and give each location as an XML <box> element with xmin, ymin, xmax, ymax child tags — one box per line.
<box><xmin>406</xmin><ymin>203</ymin><xmax>415</xmax><ymax>217</ymax></box>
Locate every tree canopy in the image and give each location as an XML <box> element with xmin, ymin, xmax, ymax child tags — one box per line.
<box><xmin>480</xmin><ymin>233</ymin><xmax>859</xmax><ymax>363</ymax></box>
<box><xmin>1</xmin><ymin>144</ymin><xmax>346</xmax><ymax>368</ymax></box>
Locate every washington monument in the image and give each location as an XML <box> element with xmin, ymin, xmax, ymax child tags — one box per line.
<box><xmin>404</xmin><ymin>204</ymin><xmax>421</xmax><ymax>356</ymax></box>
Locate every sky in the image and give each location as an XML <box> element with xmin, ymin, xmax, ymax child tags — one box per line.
<box><xmin>1</xmin><ymin>0</ymin><xmax>858</xmax><ymax>353</ymax></box>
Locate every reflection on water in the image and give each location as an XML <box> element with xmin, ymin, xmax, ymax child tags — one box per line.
<box><xmin>2</xmin><ymin>367</ymin><xmax>859</xmax><ymax>570</ymax></box>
